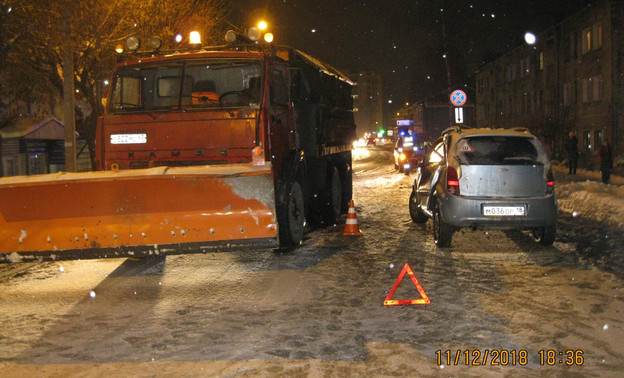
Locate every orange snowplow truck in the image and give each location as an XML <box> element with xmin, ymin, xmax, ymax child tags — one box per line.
<box><xmin>0</xmin><ymin>31</ymin><xmax>356</xmax><ymax>263</ymax></box>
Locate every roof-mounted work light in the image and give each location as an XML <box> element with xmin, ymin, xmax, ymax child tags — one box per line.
<box><xmin>247</xmin><ymin>26</ymin><xmax>261</xmax><ymax>42</ymax></box>
<box><xmin>225</xmin><ymin>30</ymin><xmax>237</xmax><ymax>44</ymax></box>
<box><xmin>125</xmin><ymin>36</ymin><xmax>140</xmax><ymax>51</ymax></box>
<box><xmin>149</xmin><ymin>36</ymin><xmax>162</xmax><ymax>50</ymax></box>
<box><xmin>225</xmin><ymin>25</ymin><xmax>275</xmax><ymax>45</ymax></box>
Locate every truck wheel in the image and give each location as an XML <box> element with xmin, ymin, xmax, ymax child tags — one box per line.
<box><xmin>409</xmin><ymin>189</ymin><xmax>428</xmax><ymax>223</ymax></box>
<box><xmin>533</xmin><ymin>225</ymin><xmax>556</xmax><ymax>246</ymax></box>
<box><xmin>277</xmin><ymin>181</ymin><xmax>305</xmax><ymax>248</ymax></box>
<box><xmin>322</xmin><ymin>166</ymin><xmax>342</xmax><ymax>225</ymax></box>
<box><xmin>340</xmin><ymin>163</ymin><xmax>352</xmax><ymax>213</ymax></box>
<box><xmin>433</xmin><ymin>201</ymin><xmax>453</xmax><ymax>247</ymax></box>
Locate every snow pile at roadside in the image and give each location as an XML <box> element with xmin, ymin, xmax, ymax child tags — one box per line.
<box><xmin>556</xmin><ymin>181</ymin><xmax>624</xmax><ymax>229</ymax></box>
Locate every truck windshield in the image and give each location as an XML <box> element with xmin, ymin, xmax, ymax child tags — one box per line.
<box><xmin>109</xmin><ymin>58</ymin><xmax>264</xmax><ymax>113</ymax></box>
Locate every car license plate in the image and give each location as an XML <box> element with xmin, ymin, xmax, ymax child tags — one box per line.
<box><xmin>483</xmin><ymin>206</ymin><xmax>525</xmax><ymax>216</ymax></box>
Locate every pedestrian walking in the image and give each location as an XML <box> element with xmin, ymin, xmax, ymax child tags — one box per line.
<box><xmin>598</xmin><ymin>140</ymin><xmax>614</xmax><ymax>184</ymax></box>
<box><xmin>566</xmin><ymin>131</ymin><xmax>579</xmax><ymax>174</ymax></box>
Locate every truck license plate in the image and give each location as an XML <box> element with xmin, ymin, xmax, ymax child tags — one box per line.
<box><xmin>110</xmin><ymin>133</ymin><xmax>147</xmax><ymax>144</ymax></box>
<box><xmin>483</xmin><ymin>206</ymin><xmax>525</xmax><ymax>216</ymax></box>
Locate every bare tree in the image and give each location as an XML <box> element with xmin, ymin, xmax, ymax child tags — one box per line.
<box><xmin>1</xmin><ymin>0</ymin><xmax>229</xmax><ymax>167</ymax></box>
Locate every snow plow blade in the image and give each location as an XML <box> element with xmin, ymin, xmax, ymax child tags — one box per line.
<box><xmin>0</xmin><ymin>164</ymin><xmax>278</xmax><ymax>263</ymax></box>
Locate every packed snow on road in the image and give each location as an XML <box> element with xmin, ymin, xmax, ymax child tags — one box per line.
<box><xmin>0</xmin><ymin>143</ymin><xmax>623</xmax><ymax>377</ymax></box>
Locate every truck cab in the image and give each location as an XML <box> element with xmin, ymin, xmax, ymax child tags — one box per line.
<box><xmin>96</xmin><ymin>31</ymin><xmax>357</xmax><ymax>247</ymax></box>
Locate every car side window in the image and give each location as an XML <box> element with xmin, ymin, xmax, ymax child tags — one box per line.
<box><xmin>429</xmin><ymin>141</ymin><xmax>445</xmax><ymax>164</ymax></box>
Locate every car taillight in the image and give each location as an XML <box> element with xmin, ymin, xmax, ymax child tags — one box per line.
<box><xmin>447</xmin><ymin>166</ymin><xmax>460</xmax><ymax>195</ymax></box>
<box><xmin>546</xmin><ymin>168</ymin><xmax>554</xmax><ymax>194</ymax></box>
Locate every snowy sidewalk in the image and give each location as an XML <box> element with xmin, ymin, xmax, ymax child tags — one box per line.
<box><xmin>553</xmin><ymin>163</ymin><xmax>624</xmax><ymax>230</ymax></box>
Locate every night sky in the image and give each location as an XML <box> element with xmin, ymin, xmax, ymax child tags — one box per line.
<box><xmin>230</xmin><ymin>0</ymin><xmax>595</xmax><ymax>125</ymax></box>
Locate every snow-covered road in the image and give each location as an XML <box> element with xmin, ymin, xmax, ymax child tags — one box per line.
<box><xmin>1</xmin><ymin>143</ymin><xmax>623</xmax><ymax>377</ymax></box>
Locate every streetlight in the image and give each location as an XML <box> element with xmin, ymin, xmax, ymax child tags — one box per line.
<box><xmin>524</xmin><ymin>32</ymin><xmax>536</xmax><ymax>45</ymax></box>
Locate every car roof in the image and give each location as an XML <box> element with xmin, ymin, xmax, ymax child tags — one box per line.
<box><xmin>443</xmin><ymin>127</ymin><xmax>535</xmax><ymax>139</ymax></box>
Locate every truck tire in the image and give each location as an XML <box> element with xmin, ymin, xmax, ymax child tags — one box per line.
<box><xmin>322</xmin><ymin>166</ymin><xmax>342</xmax><ymax>225</ymax></box>
<box><xmin>433</xmin><ymin>201</ymin><xmax>453</xmax><ymax>247</ymax></box>
<box><xmin>340</xmin><ymin>162</ymin><xmax>352</xmax><ymax>213</ymax></box>
<box><xmin>277</xmin><ymin>180</ymin><xmax>305</xmax><ymax>248</ymax></box>
<box><xmin>409</xmin><ymin>189</ymin><xmax>428</xmax><ymax>223</ymax></box>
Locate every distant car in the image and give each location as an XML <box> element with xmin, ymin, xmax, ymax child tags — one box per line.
<box><xmin>409</xmin><ymin>127</ymin><xmax>557</xmax><ymax>247</ymax></box>
<box><xmin>393</xmin><ymin>133</ymin><xmax>429</xmax><ymax>174</ymax></box>
<box><xmin>366</xmin><ymin>136</ymin><xmax>377</xmax><ymax>146</ymax></box>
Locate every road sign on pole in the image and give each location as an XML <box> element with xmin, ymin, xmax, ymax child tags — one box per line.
<box><xmin>455</xmin><ymin>107</ymin><xmax>464</xmax><ymax>124</ymax></box>
<box><xmin>450</xmin><ymin>90</ymin><xmax>467</xmax><ymax>107</ymax></box>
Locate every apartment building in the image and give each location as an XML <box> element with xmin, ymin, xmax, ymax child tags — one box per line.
<box><xmin>475</xmin><ymin>0</ymin><xmax>623</xmax><ymax>164</ymax></box>
<box><xmin>351</xmin><ymin>71</ymin><xmax>383</xmax><ymax>136</ymax></box>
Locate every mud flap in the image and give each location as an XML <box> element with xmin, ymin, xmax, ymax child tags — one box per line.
<box><xmin>0</xmin><ymin>164</ymin><xmax>278</xmax><ymax>262</ymax></box>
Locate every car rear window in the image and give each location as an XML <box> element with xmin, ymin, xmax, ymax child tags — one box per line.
<box><xmin>454</xmin><ymin>136</ymin><xmax>539</xmax><ymax>165</ymax></box>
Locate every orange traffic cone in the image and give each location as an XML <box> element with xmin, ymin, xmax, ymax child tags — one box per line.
<box><xmin>343</xmin><ymin>200</ymin><xmax>363</xmax><ymax>235</ymax></box>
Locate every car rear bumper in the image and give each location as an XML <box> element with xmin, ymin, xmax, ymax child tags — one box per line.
<box><xmin>439</xmin><ymin>193</ymin><xmax>557</xmax><ymax>229</ymax></box>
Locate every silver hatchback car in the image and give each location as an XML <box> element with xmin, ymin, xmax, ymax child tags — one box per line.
<box><xmin>409</xmin><ymin>127</ymin><xmax>557</xmax><ymax>247</ymax></box>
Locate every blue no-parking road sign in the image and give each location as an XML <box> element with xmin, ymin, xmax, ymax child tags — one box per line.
<box><xmin>450</xmin><ymin>90</ymin><xmax>467</xmax><ymax>107</ymax></box>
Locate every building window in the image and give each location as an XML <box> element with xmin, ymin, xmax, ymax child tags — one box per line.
<box><xmin>582</xmin><ymin>75</ymin><xmax>603</xmax><ymax>103</ymax></box>
<box><xmin>593</xmin><ymin>23</ymin><xmax>602</xmax><ymax>49</ymax></box>
<box><xmin>582</xmin><ymin>27</ymin><xmax>591</xmax><ymax>54</ymax></box>
<box><xmin>539</xmin><ymin>52</ymin><xmax>544</xmax><ymax>71</ymax></box>
<box><xmin>584</xmin><ymin>130</ymin><xmax>591</xmax><ymax>150</ymax></box>
<box><xmin>592</xmin><ymin>75</ymin><xmax>603</xmax><ymax>101</ymax></box>
<box><xmin>582</xmin><ymin>23</ymin><xmax>603</xmax><ymax>54</ymax></box>
<box><xmin>582</xmin><ymin>78</ymin><xmax>591</xmax><ymax>103</ymax></box>
<box><xmin>563</xmin><ymin>83</ymin><xmax>571</xmax><ymax>106</ymax></box>
<box><xmin>520</xmin><ymin>57</ymin><xmax>531</xmax><ymax>77</ymax></box>
<box><xmin>594</xmin><ymin>130</ymin><xmax>602</xmax><ymax>147</ymax></box>
<box><xmin>521</xmin><ymin>95</ymin><xmax>526</xmax><ymax>114</ymax></box>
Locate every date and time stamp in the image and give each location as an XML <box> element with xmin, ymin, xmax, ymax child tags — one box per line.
<box><xmin>435</xmin><ymin>349</ymin><xmax>584</xmax><ymax>366</ymax></box>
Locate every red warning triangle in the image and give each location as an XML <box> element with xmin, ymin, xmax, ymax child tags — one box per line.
<box><xmin>383</xmin><ymin>262</ymin><xmax>431</xmax><ymax>306</ymax></box>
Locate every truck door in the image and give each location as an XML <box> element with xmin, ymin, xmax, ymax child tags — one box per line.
<box><xmin>267</xmin><ymin>63</ymin><xmax>297</xmax><ymax>179</ymax></box>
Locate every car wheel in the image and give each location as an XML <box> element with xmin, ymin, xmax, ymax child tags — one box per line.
<box><xmin>533</xmin><ymin>225</ymin><xmax>556</xmax><ymax>246</ymax></box>
<box><xmin>433</xmin><ymin>201</ymin><xmax>453</xmax><ymax>247</ymax></box>
<box><xmin>409</xmin><ymin>189</ymin><xmax>428</xmax><ymax>223</ymax></box>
